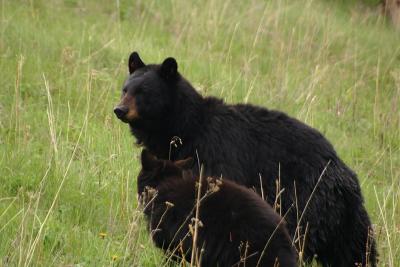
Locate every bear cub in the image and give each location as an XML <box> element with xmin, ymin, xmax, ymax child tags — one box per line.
<box><xmin>138</xmin><ymin>149</ymin><xmax>297</xmax><ymax>267</ymax></box>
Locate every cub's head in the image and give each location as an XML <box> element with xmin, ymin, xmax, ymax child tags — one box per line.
<box><xmin>137</xmin><ymin>149</ymin><xmax>194</xmax><ymax>198</ymax></box>
<box><xmin>113</xmin><ymin>52</ymin><xmax>179</xmax><ymax>128</ymax></box>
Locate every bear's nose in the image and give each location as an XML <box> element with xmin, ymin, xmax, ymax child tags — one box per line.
<box><xmin>114</xmin><ymin>106</ymin><xmax>128</xmax><ymax>119</ymax></box>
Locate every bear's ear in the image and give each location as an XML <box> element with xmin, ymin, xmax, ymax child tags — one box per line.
<box><xmin>128</xmin><ymin>51</ymin><xmax>145</xmax><ymax>74</ymax></box>
<box><xmin>159</xmin><ymin>57</ymin><xmax>178</xmax><ymax>81</ymax></box>
<box><xmin>174</xmin><ymin>157</ymin><xmax>194</xmax><ymax>170</ymax></box>
<box><xmin>141</xmin><ymin>149</ymin><xmax>160</xmax><ymax>171</ymax></box>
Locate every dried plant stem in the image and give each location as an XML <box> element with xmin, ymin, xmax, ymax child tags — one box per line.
<box><xmin>13</xmin><ymin>55</ymin><xmax>24</xmax><ymax>147</ymax></box>
<box><xmin>24</xmin><ymin>76</ymin><xmax>87</xmax><ymax>266</ymax></box>
<box><xmin>190</xmin><ymin>165</ymin><xmax>204</xmax><ymax>266</ymax></box>
<box><xmin>256</xmin><ymin>205</ymin><xmax>293</xmax><ymax>267</ymax></box>
<box><xmin>293</xmin><ymin>160</ymin><xmax>331</xmax><ymax>245</ymax></box>
<box><xmin>374</xmin><ymin>186</ymin><xmax>394</xmax><ymax>267</ymax></box>
<box><xmin>164</xmin><ymin>188</ymin><xmax>215</xmax><ymax>266</ymax></box>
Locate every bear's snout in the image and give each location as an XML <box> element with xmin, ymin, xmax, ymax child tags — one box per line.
<box><xmin>114</xmin><ymin>106</ymin><xmax>128</xmax><ymax>120</ymax></box>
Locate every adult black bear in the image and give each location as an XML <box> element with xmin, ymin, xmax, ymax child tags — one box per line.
<box><xmin>138</xmin><ymin>149</ymin><xmax>297</xmax><ymax>267</ymax></box>
<box><xmin>114</xmin><ymin>52</ymin><xmax>377</xmax><ymax>267</ymax></box>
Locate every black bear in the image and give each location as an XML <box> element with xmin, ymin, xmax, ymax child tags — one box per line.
<box><xmin>138</xmin><ymin>149</ymin><xmax>297</xmax><ymax>267</ymax></box>
<box><xmin>114</xmin><ymin>52</ymin><xmax>377</xmax><ymax>267</ymax></box>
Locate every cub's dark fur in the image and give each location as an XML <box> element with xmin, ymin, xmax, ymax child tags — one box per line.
<box><xmin>138</xmin><ymin>150</ymin><xmax>297</xmax><ymax>267</ymax></box>
<box><xmin>114</xmin><ymin>52</ymin><xmax>377</xmax><ymax>267</ymax></box>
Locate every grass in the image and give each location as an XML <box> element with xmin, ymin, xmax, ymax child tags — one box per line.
<box><xmin>0</xmin><ymin>0</ymin><xmax>399</xmax><ymax>266</ymax></box>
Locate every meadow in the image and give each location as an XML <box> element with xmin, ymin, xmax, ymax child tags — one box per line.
<box><xmin>0</xmin><ymin>0</ymin><xmax>399</xmax><ymax>266</ymax></box>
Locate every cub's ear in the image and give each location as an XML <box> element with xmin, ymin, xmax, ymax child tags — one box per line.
<box><xmin>159</xmin><ymin>57</ymin><xmax>178</xmax><ymax>81</ymax></box>
<box><xmin>128</xmin><ymin>51</ymin><xmax>145</xmax><ymax>74</ymax></box>
<box><xmin>174</xmin><ymin>157</ymin><xmax>194</xmax><ymax>170</ymax></box>
<box><xmin>141</xmin><ymin>149</ymin><xmax>160</xmax><ymax>170</ymax></box>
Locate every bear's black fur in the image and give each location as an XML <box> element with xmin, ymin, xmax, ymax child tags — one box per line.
<box><xmin>114</xmin><ymin>52</ymin><xmax>377</xmax><ymax>267</ymax></box>
<box><xmin>138</xmin><ymin>150</ymin><xmax>297</xmax><ymax>267</ymax></box>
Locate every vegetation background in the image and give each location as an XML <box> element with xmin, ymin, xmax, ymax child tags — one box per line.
<box><xmin>0</xmin><ymin>0</ymin><xmax>399</xmax><ymax>266</ymax></box>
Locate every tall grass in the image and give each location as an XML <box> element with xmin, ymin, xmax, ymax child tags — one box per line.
<box><xmin>0</xmin><ymin>0</ymin><xmax>399</xmax><ymax>266</ymax></box>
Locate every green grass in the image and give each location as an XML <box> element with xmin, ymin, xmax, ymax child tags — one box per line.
<box><xmin>0</xmin><ymin>0</ymin><xmax>399</xmax><ymax>266</ymax></box>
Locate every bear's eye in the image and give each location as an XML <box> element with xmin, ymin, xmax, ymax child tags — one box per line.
<box><xmin>122</xmin><ymin>88</ymin><xmax>128</xmax><ymax>94</ymax></box>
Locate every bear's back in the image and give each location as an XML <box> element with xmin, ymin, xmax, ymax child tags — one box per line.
<box><xmin>186</xmin><ymin>98</ymin><xmax>343</xmax><ymax>184</ymax></box>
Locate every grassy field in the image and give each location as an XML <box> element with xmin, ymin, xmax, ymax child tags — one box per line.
<box><xmin>0</xmin><ymin>0</ymin><xmax>399</xmax><ymax>266</ymax></box>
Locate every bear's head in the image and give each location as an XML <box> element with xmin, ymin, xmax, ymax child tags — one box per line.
<box><xmin>137</xmin><ymin>149</ymin><xmax>194</xmax><ymax>199</ymax></box>
<box><xmin>113</xmin><ymin>52</ymin><xmax>180</xmax><ymax>129</ymax></box>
